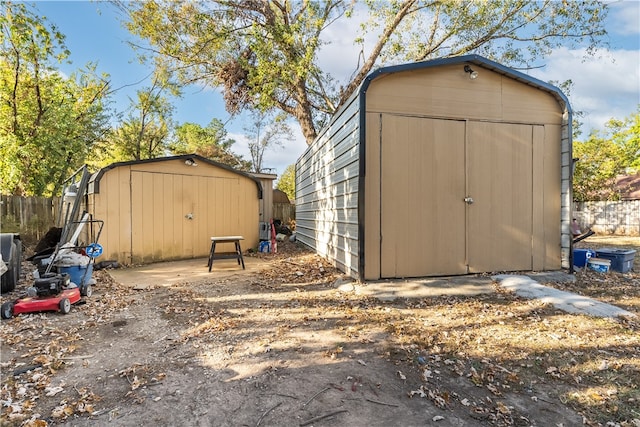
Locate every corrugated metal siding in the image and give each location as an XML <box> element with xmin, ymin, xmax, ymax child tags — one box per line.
<box><xmin>296</xmin><ymin>92</ymin><xmax>361</xmax><ymax>277</ymax></box>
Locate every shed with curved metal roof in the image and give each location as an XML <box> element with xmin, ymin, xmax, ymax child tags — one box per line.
<box><xmin>88</xmin><ymin>154</ymin><xmax>263</xmax><ymax>265</ymax></box>
<box><xmin>296</xmin><ymin>55</ymin><xmax>573</xmax><ymax>280</ymax></box>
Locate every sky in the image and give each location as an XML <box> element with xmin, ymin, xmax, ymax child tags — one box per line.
<box><xmin>31</xmin><ymin>1</ymin><xmax>640</xmax><ymax>179</ymax></box>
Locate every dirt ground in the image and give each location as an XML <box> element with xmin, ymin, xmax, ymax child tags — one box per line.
<box><xmin>1</xmin><ymin>238</ymin><xmax>639</xmax><ymax>427</ymax></box>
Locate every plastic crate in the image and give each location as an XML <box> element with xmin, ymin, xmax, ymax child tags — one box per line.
<box><xmin>595</xmin><ymin>248</ymin><xmax>636</xmax><ymax>273</ymax></box>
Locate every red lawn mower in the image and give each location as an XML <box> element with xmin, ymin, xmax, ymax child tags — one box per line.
<box><xmin>1</xmin><ymin>272</ymin><xmax>91</xmax><ymax>319</ymax></box>
<box><xmin>1</xmin><ymin>166</ymin><xmax>99</xmax><ymax>320</ymax></box>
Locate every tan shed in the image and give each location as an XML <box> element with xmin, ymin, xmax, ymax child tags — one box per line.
<box><xmin>87</xmin><ymin>154</ymin><xmax>263</xmax><ymax>265</ymax></box>
<box><xmin>296</xmin><ymin>55</ymin><xmax>574</xmax><ymax>280</ymax></box>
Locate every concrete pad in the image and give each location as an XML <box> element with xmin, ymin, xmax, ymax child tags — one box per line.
<box><xmin>494</xmin><ymin>274</ymin><xmax>636</xmax><ymax>319</ymax></box>
<box><xmin>350</xmin><ymin>276</ymin><xmax>496</xmax><ymax>301</ymax></box>
<box><xmin>107</xmin><ymin>256</ymin><xmax>268</xmax><ymax>288</ymax></box>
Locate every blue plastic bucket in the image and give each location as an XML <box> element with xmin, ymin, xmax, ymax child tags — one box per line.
<box><xmin>573</xmin><ymin>249</ymin><xmax>596</xmax><ymax>267</ymax></box>
<box><xmin>58</xmin><ymin>264</ymin><xmax>93</xmax><ymax>286</ymax></box>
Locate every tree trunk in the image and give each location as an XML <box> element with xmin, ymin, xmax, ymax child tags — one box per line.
<box><xmin>294</xmin><ymin>82</ymin><xmax>318</xmax><ymax>145</ymax></box>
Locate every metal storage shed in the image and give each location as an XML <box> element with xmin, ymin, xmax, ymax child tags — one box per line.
<box><xmin>295</xmin><ymin>55</ymin><xmax>573</xmax><ymax>280</ymax></box>
<box><xmin>87</xmin><ymin>154</ymin><xmax>263</xmax><ymax>265</ymax></box>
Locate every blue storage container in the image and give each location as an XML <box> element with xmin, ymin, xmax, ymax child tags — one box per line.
<box><xmin>573</xmin><ymin>249</ymin><xmax>596</xmax><ymax>267</ymax></box>
<box><xmin>59</xmin><ymin>263</ymin><xmax>93</xmax><ymax>286</ymax></box>
<box><xmin>595</xmin><ymin>248</ymin><xmax>636</xmax><ymax>273</ymax></box>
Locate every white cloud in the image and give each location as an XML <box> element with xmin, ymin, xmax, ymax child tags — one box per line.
<box><xmin>529</xmin><ymin>47</ymin><xmax>640</xmax><ymax>133</ymax></box>
<box><xmin>317</xmin><ymin>7</ymin><xmax>379</xmax><ymax>88</ymax></box>
<box><xmin>608</xmin><ymin>1</ymin><xmax>640</xmax><ymax>36</ymax></box>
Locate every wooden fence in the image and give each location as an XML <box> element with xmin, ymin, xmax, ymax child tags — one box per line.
<box><xmin>0</xmin><ymin>196</ymin><xmax>59</xmax><ymax>243</ymax></box>
<box><xmin>273</xmin><ymin>202</ymin><xmax>296</xmax><ymax>228</ymax></box>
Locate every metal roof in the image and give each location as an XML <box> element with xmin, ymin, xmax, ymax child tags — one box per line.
<box><xmin>88</xmin><ymin>154</ymin><xmax>263</xmax><ymax>198</ymax></box>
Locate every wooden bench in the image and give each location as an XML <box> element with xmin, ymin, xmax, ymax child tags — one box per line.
<box><xmin>208</xmin><ymin>236</ymin><xmax>245</xmax><ymax>272</ymax></box>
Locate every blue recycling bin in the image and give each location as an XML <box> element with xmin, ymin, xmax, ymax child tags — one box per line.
<box><xmin>573</xmin><ymin>249</ymin><xmax>596</xmax><ymax>267</ymax></box>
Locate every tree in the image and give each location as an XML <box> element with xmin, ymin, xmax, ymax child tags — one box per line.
<box><xmin>0</xmin><ymin>2</ymin><xmax>111</xmax><ymax>196</ymax></box>
<box><xmin>605</xmin><ymin>107</ymin><xmax>640</xmax><ymax>171</ymax></box>
<box><xmin>572</xmin><ymin>109</ymin><xmax>640</xmax><ymax>202</ymax></box>
<box><xmin>244</xmin><ymin>111</ymin><xmax>293</xmax><ymax>173</ymax></box>
<box><xmin>120</xmin><ymin>0</ymin><xmax>608</xmax><ymax>145</ymax></box>
<box><xmin>171</xmin><ymin>119</ymin><xmax>251</xmax><ymax>169</ymax></box>
<box><xmin>90</xmin><ymin>78</ymin><xmax>173</xmax><ymax>166</ymax></box>
<box><xmin>276</xmin><ymin>163</ymin><xmax>295</xmax><ymax>202</ymax></box>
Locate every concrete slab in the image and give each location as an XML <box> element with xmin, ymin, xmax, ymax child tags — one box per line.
<box><xmin>494</xmin><ymin>274</ymin><xmax>636</xmax><ymax>319</ymax></box>
<box><xmin>107</xmin><ymin>256</ymin><xmax>268</xmax><ymax>288</ymax></box>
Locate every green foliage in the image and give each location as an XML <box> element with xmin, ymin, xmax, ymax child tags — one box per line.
<box><xmin>121</xmin><ymin>0</ymin><xmax>608</xmax><ymax>145</ymax></box>
<box><xmin>573</xmin><ymin>108</ymin><xmax>640</xmax><ymax>201</ymax></box>
<box><xmin>88</xmin><ymin>79</ymin><xmax>172</xmax><ymax>167</ymax></box>
<box><xmin>120</xmin><ymin>0</ymin><xmax>347</xmax><ymax>143</ymax></box>
<box><xmin>605</xmin><ymin>107</ymin><xmax>640</xmax><ymax>171</ymax></box>
<box><xmin>276</xmin><ymin>164</ymin><xmax>295</xmax><ymax>202</ymax></box>
<box><xmin>0</xmin><ymin>3</ymin><xmax>111</xmax><ymax>196</ymax></box>
<box><xmin>170</xmin><ymin>119</ymin><xmax>251</xmax><ymax>170</ymax></box>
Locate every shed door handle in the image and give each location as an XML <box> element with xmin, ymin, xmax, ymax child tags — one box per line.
<box><xmin>464</xmin><ymin>197</ymin><xmax>474</xmax><ymax>205</ymax></box>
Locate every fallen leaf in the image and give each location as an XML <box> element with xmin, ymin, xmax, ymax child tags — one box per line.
<box><xmin>409</xmin><ymin>386</ymin><xmax>427</xmax><ymax>398</ymax></box>
<box><xmin>496</xmin><ymin>401</ymin><xmax>511</xmax><ymax>415</ymax></box>
<box><xmin>486</xmin><ymin>384</ymin><xmax>501</xmax><ymax>396</ymax></box>
<box><xmin>45</xmin><ymin>386</ymin><xmax>64</xmax><ymax>397</ymax></box>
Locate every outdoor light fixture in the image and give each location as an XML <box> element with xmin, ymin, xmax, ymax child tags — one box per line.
<box><xmin>185</xmin><ymin>159</ymin><xmax>198</xmax><ymax>167</ymax></box>
<box><xmin>464</xmin><ymin>65</ymin><xmax>478</xmax><ymax>80</ymax></box>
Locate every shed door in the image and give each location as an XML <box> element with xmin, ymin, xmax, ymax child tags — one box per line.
<box><xmin>130</xmin><ymin>171</ymin><xmax>240</xmax><ymax>263</ymax></box>
<box><xmin>380</xmin><ymin>115</ymin><xmax>538</xmax><ymax>277</ymax></box>
<box><xmin>131</xmin><ymin>171</ymin><xmax>197</xmax><ymax>263</ymax></box>
<box><xmin>380</xmin><ymin>116</ymin><xmax>467</xmax><ymax>277</ymax></box>
<box><xmin>466</xmin><ymin>121</ymin><xmax>534</xmax><ymax>272</ymax></box>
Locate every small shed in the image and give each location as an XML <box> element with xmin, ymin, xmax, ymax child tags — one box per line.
<box><xmin>87</xmin><ymin>154</ymin><xmax>263</xmax><ymax>265</ymax></box>
<box><xmin>250</xmin><ymin>172</ymin><xmax>278</xmax><ymax>222</ymax></box>
<box><xmin>296</xmin><ymin>55</ymin><xmax>573</xmax><ymax>280</ymax></box>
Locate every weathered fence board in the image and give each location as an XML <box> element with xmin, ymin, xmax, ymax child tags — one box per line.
<box><xmin>272</xmin><ymin>202</ymin><xmax>296</xmax><ymax>227</ymax></box>
<box><xmin>0</xmin><ymin>195</ymin><xmax>59</xmax><ymax>242</ymax></box>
